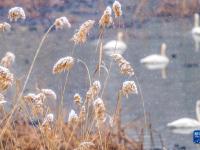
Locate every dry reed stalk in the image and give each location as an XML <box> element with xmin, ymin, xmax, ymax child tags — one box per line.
<box><xmin>101</xmin><ymin>1</ymin><xmax>122</xmax><ymax>98</ymax></box>
<box><xmin>58</xmin><ymin>59</ymin><xmax>91</xmax><ymax>132</ymax></box>
<box><xmin>84</xmin><ymin>80</ymin><xmax>102</xmax><ymax>138</ymax></box>
<box><xmin>65</xmin><ymin>122</ymin><xmax>80</xmax><ymax>150</ymax></box>
<box><xmin>57</xmin><ymin>45</ymin><xmax>76</xmax><ymax>132</ymax></box>
<box><xmin>148</xmin><ymin>115</ymin><xmax>155</xmax><ymax>148</ymax></box>
<box><xmin>77</xmin><ymin>59</ymin><xmax>92</xmax><ymax>86</ymax></box>
<box><xmin>97</xmin><ymin>121</ymin><xmax>104</xmax><ymax>150</ymax></box>
<box><xmin>95</xmin><ymin>5</ymin><xmax>113</xmax><ymax>76</ymax></box>
<box><xmin>79</xmin><ymin>105</ymin><xmax>86</xmax><ymax>122</ymax></box>
<box><xmin>84</xmin><ymin>98</ymin><xmax>106</xmax><ymax>150</ymax></box>
<box><xmin>0</xmin><ymin>21</ymin><xmax>55</xmax><ymax>138</ymax></box>
<box><xmin>14</xmin><ymin>79</ymin><xmax>21</xmax><ymax>103</ymax></box>
<box><xmin>0</xmin><ymin>2</ymin><xmax>149</xmax><ymax>149</ymax></box>
<box><xmin>0</xmin><ymin>19</ymin><xmax>66</xmax><ymax>141</ymax></box>
<box><xmin>84</xmin><ymin>116</ymin><xmax>96</xmax><ymax>141</ymax></box>
<box><xmin>19</xmin><ymin>14</ymin><xmax>70</xmax><ymax>105</ymax></box>
<box><xmin>94</xmin><ymin>28</ymin><xmax>104</xmax><ymax>76</ymax></box>
<box><xmin>5</xmin><ymin>23</ymin><xmax>53</xmax><ymax>111</ymax></box>
<box><xmin>116</xmin><ymin>91</ymin><xmax>122</xmax><ymax>144</ymax></box>
<box><xmin>98</xmin><ymin>41</ymin><xmax>103</xmax><ymax>76</ymax></box>
<box><xmin>134</xmin><ymin>75</ymin><xmax>148</xmax><ymax>140</ymax></box>
<box><xmin>94</xmin><ymin>98</ymin><xmax>106</xmax><ymax>150</ymax></box>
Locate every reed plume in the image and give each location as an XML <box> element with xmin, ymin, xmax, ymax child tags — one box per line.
<box><xmin>0</xmin><ymin>93</ymin><xmax>7</xmax><ymax>104</ymax></box>
<box><xmin>35</xmin><ymin>93</ymin><xmax>46</xmax><ymax>102</ymax></box>
<box><xmin>52</xmin><ymin>56</ymin><xmax>74</xmax><ymax>74</ymax></box>
<box><xmin>122</xmin><ymin>81</ymin><xmax>138</xmax><ymax>98</ymax></box>
<box><xmin>23</xmin><ymin>93</ymin><xmax>37</xmax><ymax>103</ymax></box>
<box><xmin>68</xmin><ymin>109</ymin><xmax>79</xmax><ymax>126</ymax></box>
<box><xmin>24</xmin><ymin>92</ymin><xmax>46</xmax><ymax>115</ymax></box>
<box><xmin>74</xmin><ymin>93</ymin><xmax>82</xmax><ymax>106</ymax></box>
<box><xmin>112</xmin><ymin>53</ymin><xmax>134</xmax><ymax>76</ymax></box>
<box><xmin>0</xmin><ymin>3</ymin><xmax>146</xmax><ymax>150</ymax></box>
<box><xmin>99</xmin><ymin>6</ymin><xmax>113</xmax><ymax>27</ymax></box>
<box><xmin>1</xmin><ymin>52</ymin><xmax>15</xmax><ymax>68</ymax></box>
<box><xmin>24</xmin><ymin>92</ymin><xmax>46</xmax><ymax>105</ymax></box>
<box><xmin>0</xmin><ymin>66</ymin><xmax>14</xmax><ymax>91</ymax></box>
<box><xmin>32</xmin><ymin>93</ymin><xmax>46</xmax><ymax>116</ymax></box>
<box><xmin>93</xmin><ymin>98</ymin><xmax>106</xmax><ymax>123</ymax></box>
<box><xmin>41</xmin><ymin>88</ymin><xmax>57</xmax><ymax>100</ymax></box>
<box><xmin>113</xmin><ymin>1</ymin><xmax>122</xmax><ymax>18</ymax></box>
<box><xmin>1</xmin><ymin>7</ymin><xmax>56</xmax><ymax>137</ymax></box>
<box><xmin>0</xmin><ymin>22</ymin><xmax>11</xmax><ymax>32</ymax></box>
<box><xmin>86</xmin><ymin>80</ymin><xmax>101</xmax><ymax>102</ymax></box>
<box><xmin>54</xmin><ymin>16</ymin><xmax>71</xmax><ymax>30</ymax></box>
<box><xmin>8</xmin><ymin>7</ymin><xmax>26</xmax><ymax>21</ymax></box>
<box><xmin>42</xmin><ymin>113</ymin><xmax>54</xmax><ymax>126</ymax></box>
<box><xmin>74</xmin><ymin>142</ymin><xmax>95</xmax><ymax>150</ymax></box>
<box><xmin>72</xmin><ymin>20</ymin><xmax>95</xmax><ymax>44</ymax></box>
<box><xmin>0</xmin><ymin>93</ymin><xmax>4</xmax><ymax>101</ymax></box>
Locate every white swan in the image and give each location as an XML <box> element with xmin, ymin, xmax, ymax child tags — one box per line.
<box><xmin>170</xmin><ymin>128</ymin><xmax>199</xmax><ymax>135</ymax></box>
<box><xmin>140</xmin><ymin>43</ymin><xmax>169</xmax><ymax>79</ymax></box>
<box><xmin>167</xmin><ymin>100</ymin><xmax>200</xmax><ymax>128</ymax></box>
<box><xmin>192</xmin><ymin>13</ymin><xmax>200</xmax><ymax>51</ymax></box>
<box><xmin>104</xmin><ymin>32</ymin><xmax>127</xmax><ymax>56</ymax></box>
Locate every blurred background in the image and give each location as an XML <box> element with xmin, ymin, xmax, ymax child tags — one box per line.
<box><xmin>1</xmin><ymin>0</ymin><xmax>200</xmax><ymax>149</ymax></box>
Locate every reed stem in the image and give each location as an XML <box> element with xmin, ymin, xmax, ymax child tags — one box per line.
<box><xmin>0</xmin><ymin>24</ymin><xmax>54</xmax><ymax>139</ymax></box>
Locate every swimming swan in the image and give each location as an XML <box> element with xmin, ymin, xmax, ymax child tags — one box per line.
<box><xmin>167</xmin><ymin>100</ymin><xmax>200</xmax><ymax>128</ymax></box>
<box><xmin>104</xmin><ymin>32</ymin><xmax>127</xmax><ymax>56</ymax></box>
<box><xmin>140</xmin><ymin>43</ymin><xmax>169</xmax><ymax>78</ymax></box>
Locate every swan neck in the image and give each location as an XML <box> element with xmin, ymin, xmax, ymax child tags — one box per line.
<box><xmin>117</xmin><ymin>32</ymin><xmax>123</xmax><ymax>41</ymax></box>
<box><xmin>194</xmin><ymin>13</ymin><xmax>199</xmax><ymax>27</ymax></box>
<box><xmin>160</xmin><ymin>43</ymin><xmax>166</xmax><ymax>56</ymax></box>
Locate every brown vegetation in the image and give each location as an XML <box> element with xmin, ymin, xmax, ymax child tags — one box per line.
<box><xmin>0</xmin><ymin>1</ymin><xmax>150</xmax><ymax>150</ymax></box>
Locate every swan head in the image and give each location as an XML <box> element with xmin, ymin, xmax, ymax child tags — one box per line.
<box><xmin>117</xmin><ymin>32</ymin><xmax>124</xmax><ymax>41</ymax></box>
<box><xmin>160</xmin><ymin>43</ymin><xmax>167</xmax><ymax>56</ymax></box>
<box><xmin>196</xmin><ymin>100</ymin><xmax>200</xmax><ymax>121</ymax></box>
<box><xmin>194</xmin><ymin>13</ymin><xmax>199</xmax><ymax>28</ymax></box>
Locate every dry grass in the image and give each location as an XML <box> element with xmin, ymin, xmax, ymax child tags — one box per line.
<box><xmin>0</xmin><ymin>2</ymin><xmax>151</xmax><ymax>150</ymax></box>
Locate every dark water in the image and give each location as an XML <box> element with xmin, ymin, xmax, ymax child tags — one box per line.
<box><xmin>1</xmin><ymin>1</ymin><xmax>200</xmax><ymax>149</ymax></box>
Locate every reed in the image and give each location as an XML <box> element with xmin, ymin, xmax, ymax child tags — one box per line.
<box><xmin>0</xmin><ymin>2</ymin><xmax>152</xmax><ymax>150</ymax></box>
